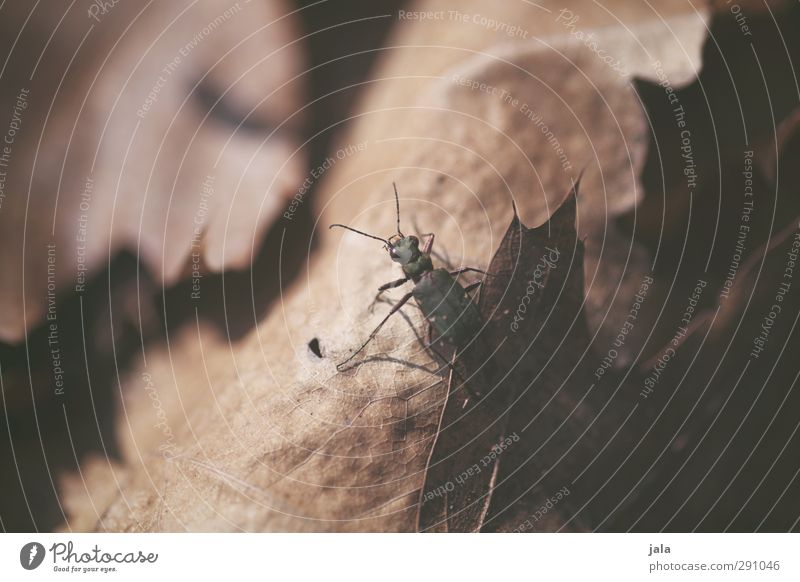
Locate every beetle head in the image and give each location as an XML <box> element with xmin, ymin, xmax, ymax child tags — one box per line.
<box><xmin>388</xmin><ymin>235</ymin><xmax>420</xmax><ymax>265</ymax></box>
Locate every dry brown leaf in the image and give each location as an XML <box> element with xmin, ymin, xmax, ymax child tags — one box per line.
<box><xmin>59</xmin><ymin>0</ymin><xmax>710</xmax><ymax>531</ymax></box>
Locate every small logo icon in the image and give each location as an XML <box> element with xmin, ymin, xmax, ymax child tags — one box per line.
<box><xmin>20</xmin><ymin>542</ymin><xmax>45</xmax><ymax>570</ymax></box>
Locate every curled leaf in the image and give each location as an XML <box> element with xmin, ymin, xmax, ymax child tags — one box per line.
<box><xmin>419</xmin><ymin>182</ymin><xmax>589</xmax><ymax>532</ymax></box>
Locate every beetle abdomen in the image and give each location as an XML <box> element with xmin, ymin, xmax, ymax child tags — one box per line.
<box><xmin>412</xmin><ymin>268</ymin><xmax>481</xmax><ymax>346</ymax></box>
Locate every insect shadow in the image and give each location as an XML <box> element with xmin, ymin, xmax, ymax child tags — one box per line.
<box><xmin>337</xmin><ymin>300</ymin><xmax>457</xmax><ymax>381</ymax></box>
<box><xmin>330</xmin><ymin>184</ymin><xmax>491</xmax><ymax>395</ymax></box>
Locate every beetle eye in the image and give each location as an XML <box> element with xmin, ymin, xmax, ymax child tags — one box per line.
<box><xmin>410</xmin><ymin>236</ymin><xmax>419</xmax><ymax>245</ymax></box>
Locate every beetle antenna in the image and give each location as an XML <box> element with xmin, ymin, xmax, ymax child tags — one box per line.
<box><xmin>393</xmin><ymin>182</ymin><xmax>404</xmax><ymax>237</ymax></box>
<box><xmin>329</xmin><ymin>224</ymin><xmax>390</xmax><ymax>245</ymax></box>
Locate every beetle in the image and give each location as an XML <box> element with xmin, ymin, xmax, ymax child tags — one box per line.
<box><xmin>330</xmin><ymin>184</ymin><xmax>490</xmax><ymax>380</ymax></box>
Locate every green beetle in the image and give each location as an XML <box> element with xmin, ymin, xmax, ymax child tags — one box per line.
<box><xmin>330</xmin><ymin>184</ymin><xmax>489</xmax><ymax>375</ymax></box>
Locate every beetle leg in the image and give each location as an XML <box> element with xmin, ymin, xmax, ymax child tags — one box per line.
<box><xmin>421</xmin><ymin>233</ymin><xmax>457</xmax><ymax>270</ymax></box>
<box><xmin>463</xmin><ymin>281</ymin><xmax>482</xmax><ymax>295</ymax></box>
<box><xmin>411</xmin><ymin>220</ymin><xmax>452</xmax><ymax>267</ymax></box>
<box><xmin>368</xmin><ymin>276</ymin><xmax>410</xmax><ymax>313</ymax></box>
<box><xmin>424</xmin><ymin>321</ymin><xmax>433</xmax><ymax>346</ymax></box>
<box><xmin>337</xmin><ymin>291</ymin><xmax>414</xmax><ymax>370</ymax></box>
<box><xmin>410</xmin><ymin>215</ymin><xmax>435</xmax><ymax>255</ymax></box>
<box><xmin>420</xmin><ymin>322</ymin><xmax>473</xmax><ymax>389</ymax></box>
<box><xmin>426</xmin><ymin>343</ymin><xmax>468</xmax><ymax>383</ymax></box>
<box><xmin>421</xmin><ymin>232</ymin><xmax>435</xmax><ymax>255</ymax></box>
<box><xmin>423</xmin><ymin>323</ymin><xmax>453</xmax><ymax>376</ymax></box>
<box><xmin>422</xmin><ymin>323</ymin><xmax>479</xmax><ymax>401</ymax></box>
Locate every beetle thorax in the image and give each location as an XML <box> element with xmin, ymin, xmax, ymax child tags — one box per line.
<box><xmin>389</xmin><ymin>235</ymin><xmax>433</xmax><ymax>281</ymax></box>
<box><xmin>402</xmin><ymin>253</ymin><xmax>434</xmax><ymax>280</ymax></box>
